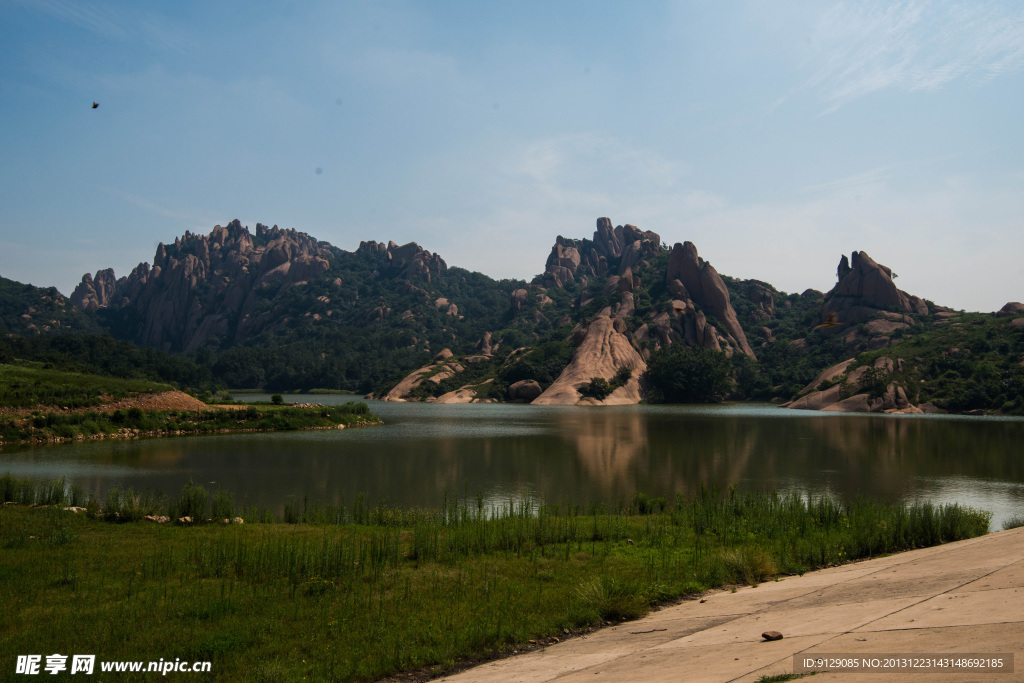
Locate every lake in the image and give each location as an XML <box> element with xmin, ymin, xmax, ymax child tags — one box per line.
<box><xmin>2</xmin><ymin>397</ymin><xmax>1023</xmax><ymax>530</ymax></box>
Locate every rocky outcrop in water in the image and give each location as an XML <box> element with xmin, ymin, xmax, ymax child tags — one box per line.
<box><xmin>382</xmin><ymin>351</ymin><xmax>463</xmax><ymax>401</ymax></box>
<box><xmin>784</xmin><ymin>356</ymin><xmax>923</xmax><ymax>414</ymax></box>
<box><xmin>508</xmin><ymin>379</ymin><xmax>543</xmax><ymax>402</ymax></box>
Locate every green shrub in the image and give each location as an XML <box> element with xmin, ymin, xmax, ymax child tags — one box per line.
<box><xmin>575</xmin><ymin>576</ymin><xmax>650</xmax><ymax>622</ymax></box>
<box><xmin>1002</xmin><ymin>514</ymin><xmax>1024</xmax><ymax>531</ymax></box>
<box><xmin>579</xmin><ymin>377</ymin><xmax>611</xmax><ymax>400</ymax></box>
<box><xmin>171</xmin><ymin>480</ymin><xmax>209</xmax><ymax>520</ymax></box>
<box><xmin>211</xmin><ymin>487</ymin><xmax>235</xmax><ymax>520</ymax></box>
<box><xmin>643</xmin><ymin>345</ymin><xmax>733</xmax><ymax>403</ymax></box>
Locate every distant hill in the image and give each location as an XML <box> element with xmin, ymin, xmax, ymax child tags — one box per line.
<box><xmin>0</xmin><ymin>276</ymin><xmax>100</xmax><ymax>337</ymax></box>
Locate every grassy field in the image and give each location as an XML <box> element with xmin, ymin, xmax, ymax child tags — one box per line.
<box><xmin>0</xmin><ymin>361</ymin><xmax>380</xmax><ymax>443</ymax></box>
<box><xmin>0</xmin><ymin>402</ymin><xmax>379</xmax><ymax>444</ymax></box>
<box><xmin>0</xmin><ymin>362</ymin><xmax>173</xmax><ymax>409</ymax></box>
<box><xmin>0</xmin><ymin>479</ymin><xmax>991</xmax><ymax>682</ymax></box>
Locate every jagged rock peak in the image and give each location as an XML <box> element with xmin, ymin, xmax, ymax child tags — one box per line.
<box><xmin>821</xmin><ymin>251</ymin><xmax>928</xmax><ymax>325</ymax></box>
<box><xmin>70</xmin><ymin>267</ymin><xmax>121</xmax><ymax>310</ymax></box>
<box><xmin>666</xmin><ymin>241</ymin><xmax>755</xmax><ymax>358</ymax></box>
<box><xmin>540</xmin><ymin>218</ymin><xmax>662</xmax><ymax>288</ymax></box>
<box><xmin>356</xmin><ymin>239</ymin><xmax>446</xmax><ymax>281</ymax></box>
<box><xmin>70</xmin><ymin>220</ymin><xmax>334</xmax><ymax>353</ymax></box>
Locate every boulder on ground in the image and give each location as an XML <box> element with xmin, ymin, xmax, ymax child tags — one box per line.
<box><xmin>508</xmin><ymin>380</ymin><xmax>543</xmax><ymax>402</ymax></box>
<box><xmin>998</xmin><ymin>302</ymin><xmax>1024</xmax><ymax>317</ymax></box>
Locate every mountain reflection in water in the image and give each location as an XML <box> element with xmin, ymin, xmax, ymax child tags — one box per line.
<box><xmin>1</xmin><ymin>399</ymin><xmax>1022</xmax><ymax>529</ymax></box>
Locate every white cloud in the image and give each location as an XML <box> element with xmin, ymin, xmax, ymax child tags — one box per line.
<box><xmin>806</xmin><ymin>1</ymin><xmax>1024</xmax><ymax>112</ymax></box>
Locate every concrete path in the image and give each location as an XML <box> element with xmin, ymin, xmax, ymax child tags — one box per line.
<box><xmin>440</xmin><ymin>528</ymin><xmax>1024</xmax><ymax>682</ymax></box>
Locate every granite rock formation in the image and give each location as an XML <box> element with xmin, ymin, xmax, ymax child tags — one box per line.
<box><xmin>70</xmin><ymin>268</ymin><xmax>120</xmax><ymax>310</ymax></box>
<box><xmin>70</xmin><ymin>221</ymin><xmax>449</xmax><ymax>353</ymax></box>
<box><xmin>820</xmin><ymin>252</ymin><xmax>928</xmax><ymax>326</ymax></box>
<box><xmin>507</xmin><ymin>379</ymin><xmax>543</xmax><ymax>402</ymax></box>
<box><xmin>997</xmin><ymin>302</ymin><xmax>1024</xmax><ymax>317</ymax></box>
<box><xmin>664</xmin><ymin>241</ymin><xmax>755</xmax><ymax>358</ymax></box>
<box><xmin>532</xmin><ymin>315</ymin><xmax>646</xmax><ymax>406</ymax></box>
<box><xmin>540</xmin><ymin>218</ymin><xmax>660</xmax><ymax>289</ymax></box>
<box><xmin>784</xmin><ymin>356</ymin><xmax>923</xmax><ymax>414</ymax></box>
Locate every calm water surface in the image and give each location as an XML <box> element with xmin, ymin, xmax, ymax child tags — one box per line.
<box><xmin>2</xmin><ymin>397</ymin><xmax>1023</xmax><ymax>529</ymax></box>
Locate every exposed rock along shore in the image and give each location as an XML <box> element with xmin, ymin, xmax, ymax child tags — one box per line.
<box><xmin>783</xmin><ymin>356</ymin><xmax>929</xmax><ymax>414</ymax></box>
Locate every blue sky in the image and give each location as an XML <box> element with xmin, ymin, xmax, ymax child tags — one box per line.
<box><xmin>1</xmin><ymin>0</ymin><xmax>1022</xmax><ymax>312</ymax></box>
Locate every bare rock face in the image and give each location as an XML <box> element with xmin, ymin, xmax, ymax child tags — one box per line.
<box><xmin>508</xmin><ymin>379</ymin><xmax>543</xmax><ymax>402</ymax></box>
<box><xmin>542</xmin><ymin>237</ymin><xmax>582</xmax><ymax>287</ymax></box>
<box><xmin>532</xmin><ymin>316</ymin><xmax>647</xmax><ymax>406</ymax></box>
<box><xmin>70</xmin><ymin>220</ymin><xmax>452</xmax><ymax>354</ymax></box>
<box><xmin>433</xmin><ymin>379</ymin><xmax>495</xmax><ymax>404</ymax></box>
<box><xmin>665</xmin><ymin>242</ymin><xmax>755</xmax><ymax>358</ymax></box>
<box><xmin>785</xmin><ymin>356</ymin><xmax>919</xmax><ymax>413</ymax></box>
<box><xmin>541</xmin><ymin>218</ymin><xmax>661</xmax><ymax>289</ymax></box>
<box><xmin>360</xmin><ymin>239</ymin><xmax>447</xmax><ymax>281</ymax></box>
<box><xmin>70</xmin><ymin>268</ymin><xmax>120</xmax><ymax>310</ymax></box>
<box><xmin>820</xmin><ymin>251</ymin><xmax>928</xmax><ymax>326</ymax></box>
<box><xmin>69</xmin><ymin>221</ymin><xmax>339</xmax><ymax>352</ymax></box>
<box><xmin>510</xmin><ymin>289</ymin><xmax>529</xmax><ymax>315</ymax></box>
<box><xmin>997</xmin><ymin>302</ymin><xmax>1024</xmax><ymax>317</ymax></box>
<box><xmin>382</xmin><ymin>356</ymin><xmax>463</xmax><ymax>401</ymax></box>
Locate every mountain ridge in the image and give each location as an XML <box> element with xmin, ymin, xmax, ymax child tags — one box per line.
<box><xmin>3</xmin><ymin>216</ymin><xmax>1021</xmax><ymax>413</ymax></box>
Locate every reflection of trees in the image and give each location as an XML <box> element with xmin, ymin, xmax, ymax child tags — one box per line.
<box><xmin>6</xmin><ymin>407</ymin><xmax>1023</xmax><ymax>513</ymax></box>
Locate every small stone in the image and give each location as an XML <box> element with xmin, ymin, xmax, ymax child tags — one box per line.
<box><xmin>762</xmin><ymin>631</ymin><xmax>783</xmax><ymax>641</ymax></box>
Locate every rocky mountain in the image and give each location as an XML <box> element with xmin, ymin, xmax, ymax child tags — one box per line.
<box><xmin>6</xmin><ymin>213</ymin><xmax>1020</xmax><ymax>413</ymax></box>
<box><xmin>70</xmin><ymin>220</ymin><xmax>463</xmax><ymax>355</ymax></box>
<box><xmin>73</xmin><ymin>221</ymin><xmax>334</xmax><ymax>352</ymax></box>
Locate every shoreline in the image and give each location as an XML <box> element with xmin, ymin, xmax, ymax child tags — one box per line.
<box><xmin>0</xmin><ymin>418</ymin><xmax>383</xmax><ymax>447</ymax></box>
